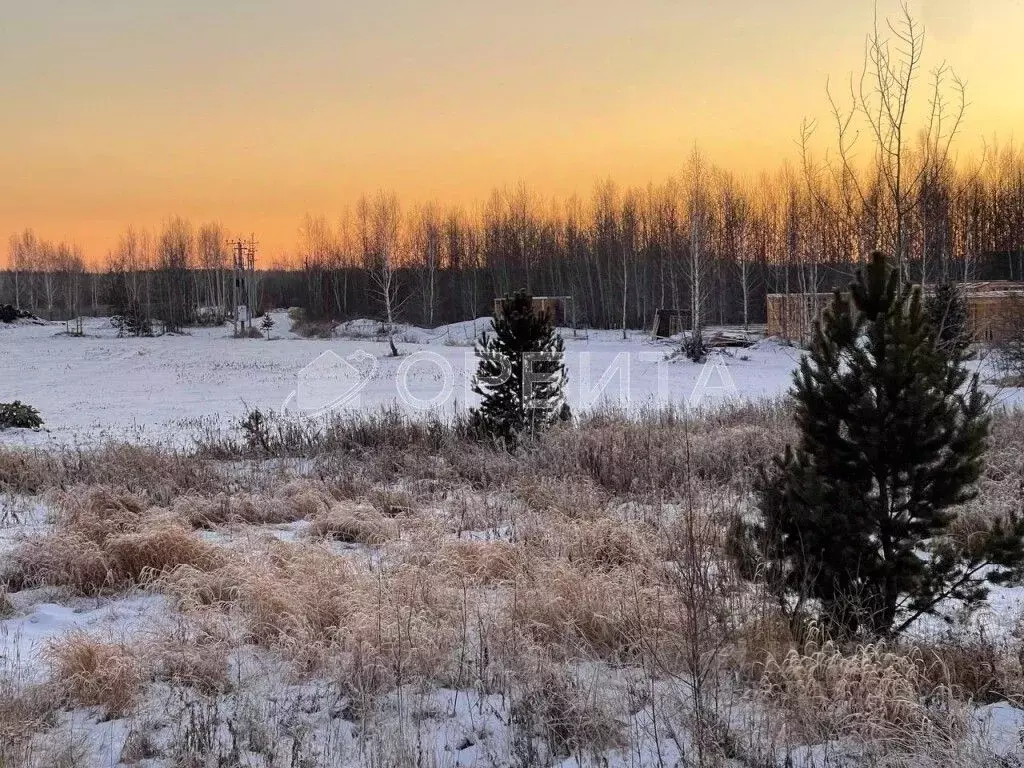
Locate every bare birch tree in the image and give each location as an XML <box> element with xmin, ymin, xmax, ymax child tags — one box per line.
<box><xmin>686</xmin><ymin>149</ymin><xmax>714</xmax><ymax>357</ymax></box>
<box><xmin>367</xmin><ymin>191</ymin><xmax>403</xmax><ymax>356</ymax></box>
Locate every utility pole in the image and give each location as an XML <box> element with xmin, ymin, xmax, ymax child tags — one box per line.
<box><xmin>228</xmin><ymin>236</ymin><xmax>258</xmax><ymax>335</ymax></box>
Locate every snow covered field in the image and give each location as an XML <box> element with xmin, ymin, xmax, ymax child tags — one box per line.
<box><xmin>2</xmin><ymin>314</ymin><xmax>1024</xmax><ymax>767</ymax></box>
<box><xmin>0</xmin><ymin>313</ymin><xmax>808</xmax><ymax>448</ymax></box>
<box><xmin>3</xmin><ymin>313</ymin><xmax>1020</xmax><ymax>450</ymax></box>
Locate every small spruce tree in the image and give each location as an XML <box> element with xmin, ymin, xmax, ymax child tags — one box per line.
<box><xmin>683</xmin><ymin>327</ymin><xmax>707</xmax><ymax>363</ymax></box>
<box><xmin>925</xmin><ymin>280</ymin><xmax>971</xmax><ymax>355</ymax></box>
<box><xmin>117</xmin><ymin>299</ymin><xmax>152</xmax><ymax>337</ymax></box>
<box><xmin>471</xmin><ymin>291</ymin><xmax>570</xmax><ymax>445</ymax></box>
<box><xmin>261</xmin><ymin>313</ymin><xmax>275</xmax><ymax>340</ymax></box>
<box><xmin>732</xmin><ymin>253</ymin><xmax>1024</xmax><ymax>638</ymax></box>
<box><xmin>0</xmin><ymin>401</ymin><xmax>44</xmax><ymax>430</ymax></box>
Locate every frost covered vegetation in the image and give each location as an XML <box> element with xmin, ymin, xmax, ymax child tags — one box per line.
<box><xmin>1</xmin><ymin>400</ymin><xmax>1024</xmax><ymax>767</ymax></box>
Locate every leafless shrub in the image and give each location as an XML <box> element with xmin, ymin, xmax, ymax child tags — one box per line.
<box><xmin>510</xmin><ymin>659</ymin><xmax>625</xmax><ymax>762</ymax></box>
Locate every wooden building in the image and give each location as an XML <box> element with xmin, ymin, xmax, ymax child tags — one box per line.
<box><xmin>493</xmin><ymin>295</ymin><xmax>573</xmax><ymax>326</ymax></box>
<box><xmin>964</xmin><ymin>284</ymin><xmax>1024</xmax><ymax>342</ymax></box>
<box><xmin>650</xmin><ymin>308</ymin><xmax>691</xmax><ymax>338</ymax></box>
<box><xmin>765</xmin><ymin>292</ymin><xmax>834</xmax><ymax>343</ymax></box>
<box><xmin>766</xmin><ymin>282</ymin><xmax>1024</xmax><ymax>344</ymax></box>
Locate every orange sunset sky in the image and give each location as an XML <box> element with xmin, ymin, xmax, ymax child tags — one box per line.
<box><xmin>2</xmin><ymin>0</ymin><xmax>1023</xmax><ymax>264</ymax></box>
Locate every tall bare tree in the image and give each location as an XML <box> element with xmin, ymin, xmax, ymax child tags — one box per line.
<box><xmin>365</xmin><ymin>191</ymin><xmax>403</xmax><ymax>355</ymax></box>
<box><xmin>686</xmin><ymin>149</ymin><xmax>714</xmax><ymax>350</ymax></box>
<box><xmin>157</xmin><ymin>217</ymin><xmax>194</xmax><ymax>332</ymax></box>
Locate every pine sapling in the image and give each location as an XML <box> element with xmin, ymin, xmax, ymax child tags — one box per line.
<box><xmin>471</xmin><ymin>291</ymin><xmax>571</xmax><ymax>446</ymax></box>
<box><xmin>261</xmin><ymin>313</ymin><xmax>275</xmax><ymax>340</ymax></box>
<box><xmin>731</xmin><ymin>252</ymin><xmax>1024</xmax><ymax>639</ymax></box>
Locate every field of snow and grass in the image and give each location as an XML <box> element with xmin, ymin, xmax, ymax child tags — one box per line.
<box><xmin>0</xmin><ymin>312</ymin><xmax>807</xmax><ymax>448</ymax></box>
<box><xmin>1</xmin><ymin>314</ymin><xmax>1023</xmax><ymax>767</ymax></box>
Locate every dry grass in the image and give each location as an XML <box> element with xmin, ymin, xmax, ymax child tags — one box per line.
<box><xmin>0</xmin><ymin>679</ymin><xmax>58</xmax><ymax>761</ymax></box>
<box><xmin>2</xmin><ymin>402</ymin><xmax>1023</xmax><ymax>765</ymax></box>
<box><xmin>513</xmin><ymin>476</ymin><xmax>608</xmax><ymax>520</ymax></box>
<box><xmin>757</xmin><ymin>635</ymin><xmax>966</xmax><ymax>746</ymax></box>
<box><xmin>510</xmin><ymin>659</ymin><xmax>626</xmax><ymax>760</ymax></box>
<box><xmin>972</xmin><ymin>406</ymin><xmax>1024</xmax><ymax>522</ymax></box>
<box><xmin>149</xmin><ymin>624</ymin><xmax>232</xmax><ymax>694</ymax></box>
<box><xmin>46</xmin><ymin>632</ymin><xmax>145</xmax><ymax>717</ymax></box>
<box><xmin>169</xmin><ymin>480</ymin><xmax>335</xmax><ymax>528</ymax></box>
<box><xmin>0</xmin><ymin>449</ymin><xmax>58</xmax><ymax>495</ymax></box>
<box><xmin>0</xmin><ymin>444</ymin><xmax>225</xmax><ymax>500</ymax></box>
<box><xmin>528</xmin><ymin>400</ymin><xmax>792</xmax><ymax>494</ymax></box>
<box><xmin>510</xmin><ymin>561</ymin><xmax>680</xmax><ymax>662</ymax></box>
<box><xmin>366</xmin><ymin>486</ymin><xmax>421</xmax><ymax>517</ymax></box>
<box><xmin>161</xmin><ymin>541</ymin><xmax>466</xmax><ymax>684</ymax></box>
<box><xmin>434</xmin><ymin>538</ymin><xmax>523</xmax><ymax>584</ymax></box>
<box><xmin>4</xmin><ymin>486</ymin><xmax>221</xmax><ymax>594</ymax></box>
<box><xmin>12</xmin><ymin>732</ymin><xmax>91</xmax><ymax>768</ymax></box>
<box><xmin>563</xmin><ymin>517</ymin><xmax>656</xmax><ymax>571</ymax></box>
<box><xmin>917</xmin><ymin>636</ymin><xmax>1024</xmax><ymax>703</ymax></box>
<box><xmin>307</xmin><ymin>502</ymin><xmax>399</xmax><ymax>545</ymax></box>
<box><xmin>512</xmin><ymin>513</ymin><xmax>658</xmax><ymax>576</ymax></box>
<box><xmin>118</xmin><ymin>728</ymin><xmax>162</xmax><ymax>763</ymax></box>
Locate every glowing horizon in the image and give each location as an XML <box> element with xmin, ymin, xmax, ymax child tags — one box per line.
<box><xmin>3</xmin><ymin>0</ymin><xmax>1022</xmax><ymax>264</ymax></box>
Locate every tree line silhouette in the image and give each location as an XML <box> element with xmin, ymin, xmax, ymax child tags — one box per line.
<box><xmin>4</xmin><ymin>4</ymin><xmax>1023</xmax><ymax>333</ymax></box>
<box><xmin>3</xmin><ymin>144</ymin><xmax>1023</xmax><ymax>331</ymax></box>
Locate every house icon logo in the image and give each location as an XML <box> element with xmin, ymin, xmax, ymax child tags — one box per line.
<box><xmin>283</xmin><ymin>349</ymin><xmax>378</xmax><ymax>415</ymax></box>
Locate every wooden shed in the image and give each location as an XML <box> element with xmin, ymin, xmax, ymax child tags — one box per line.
<box><xmin>650</xmin><ymin>308</ymin><xmax>691</xmax><ymax>338</ymax></box>
<box><xmin>492</xmin><ymin>295</ymin><xmax>573</xmax><ymax>327</ymax></box>
<box><xmin>766</xmin><ymin>282</ymin><xmax>1024</xmax><ymax>344</ymax></box>
<box><xmin>964</xmin><ymin>284</ymin><xmax>1024</xmax><ymax>342</ymax></box>
<box><xmin>765</xmin><ymin>293</ymin><xmax>833</xmax><ymax>343</ymax></box>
